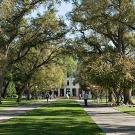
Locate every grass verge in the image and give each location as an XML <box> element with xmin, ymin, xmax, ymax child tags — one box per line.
<box><xmin>114</xmin><ymin>97</ymin><xmax>135</xmax><ymax>116</ymax></box>
<box><xmin>114</xmin><ymin>106</ymin><xmax>135</xmax><ymax>116</ymax></box>
<box><xmin>0</xmin><ymin>99</ymin><xmax>44</xmax><ymax>110</ymax></box>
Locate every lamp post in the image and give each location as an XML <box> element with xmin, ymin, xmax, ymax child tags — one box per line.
<box><xmin>35</xmin><ymin>85</ymin><xmax>38</xmax><ymax>99</ymax></box>
<box><xmin>106</xmin><ymin>89</ymin><xmax>108</xmax><ymax>104</ymax></box>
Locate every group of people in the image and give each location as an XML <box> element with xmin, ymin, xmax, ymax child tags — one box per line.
<box><xmin>46</xmin><ymin>90</ymin><xmax>89</xmax><ymax>106</ymax></box>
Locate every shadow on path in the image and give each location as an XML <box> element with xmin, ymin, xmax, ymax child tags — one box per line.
<box><xmin>77</xmin><ymin>100</ymin><xmax>135</xmax><ymax>135</ymax></box>
<box><xmin>0</xmin><ymin>100</ymin><xmax>48</xmax><ymax>122</ymax></box>
<box><xmin>0</xmin><ymin>100</ymin><xmax>104</xmax><ymax>135</ymax></box>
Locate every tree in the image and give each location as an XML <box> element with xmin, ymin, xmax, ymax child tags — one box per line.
<box><xmin>0</xmin><ymin>0</ymin><xmax>15</xmax><ymax>20</ymax></box>
<box><xmin>0</xmin><ymin>0</ymin><xmax>69</xmax><ymax>103</ymax></box>
<box><xmin>30</xmin><ymin>64</ymin><xmax>65</xmax><ymax>99</ymax></box>
<box><xmin>71</xmin><ymin>0</ymin><xmax>135</xmax><ymax>104</ymax></box>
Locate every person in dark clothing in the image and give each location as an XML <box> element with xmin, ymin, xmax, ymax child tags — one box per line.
<box><xmin>49</xmin><ymin>90</ymin><xmax>52</xmax><ymax>99</ymax></box>
<box><xmin>46</xmin><ymin>93</ymin><xmax>49</xmax><ymax>103</ymax></box>
<box><xmin>83</xmin><ymin>92</ymin><xmax>89</xmax><ymax>106</ymax></box>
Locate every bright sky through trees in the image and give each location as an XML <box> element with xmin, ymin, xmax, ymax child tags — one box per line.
<box><xmin>31</xmin><ymin>2</ymin><xmax>73</xmax><ymax>18</ymax></box>
<box><xmin>56</xmin><ymin>2</ymin><xmax>73</xmax><ymax>17</ymax></box>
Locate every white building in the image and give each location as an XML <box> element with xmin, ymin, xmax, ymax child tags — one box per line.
<box><xmin>58</xmin><ymin>73</ymin><xmax>80</xmax><ymax>97</ymax></box>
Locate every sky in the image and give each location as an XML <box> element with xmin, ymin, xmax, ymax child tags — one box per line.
<box><xmin>31</xmin><ymin>2</ymin><xmax>73</xmax><ymax>18</ymax></box>
<box><xmin>29</xmin><ymin>2</ymin><xmax>73</xmax><ymax>38</ymax></box>
<box><xmin>24</xmin><ymin>1</ymin><xmax>74</xmax><ymax>39</ymax></box>
<box><xmin>56</xmin><ymin>2</ymin><xmax>73</xmax><ymax>17</ymax></box>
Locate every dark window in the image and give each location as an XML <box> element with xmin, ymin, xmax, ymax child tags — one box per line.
<box><xmin>60</xmin><ymin>89</ymin><xmax>64</xmax><ymax>96</ymax></box>
<box><xmin>72</xmin><ymin>88</ymin><xmax>76</xmax><ymax>96</ymax></box>
<box><xmin>67</xmin><ymin>80</ymin><xmax>69</xmax><ymax>86</ymax></box>
<box><xmin>73</xmin><ymin>80</ymin><xmax>76</xmax><ymax>86</ymax></box>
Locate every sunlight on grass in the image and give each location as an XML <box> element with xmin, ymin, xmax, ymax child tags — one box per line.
<box><xmin>115</xmin><ymin>106</ymin><xmax>135</xmax><ymax>116</ymax></box>
<box><xmin>0</xmin><ymin>100</ymin><xmax>104</xmax><ymax>135</ymax></box>
<box><xmin>0</xmin><ymin>99</ymin><xmax>44</xmax><ymax>110</ymax></box>
<box><xmin>114</xmin><ymin>97</ymin><xmax>135</xmax><ymax>116</ymax></box>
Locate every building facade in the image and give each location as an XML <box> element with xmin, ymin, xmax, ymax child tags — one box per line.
<box><xmin>58</xmin><ymin>73</ymin><xmax>80</xmax><ymax>97</ymax></box>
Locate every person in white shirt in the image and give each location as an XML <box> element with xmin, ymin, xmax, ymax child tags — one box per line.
<box><xmin>66</xmin><ymin>93</ymin><xmax>69</xmax><ymax>99</ymax></box>
<box><xmin>83</xmin><ymin>92</ymin><xmax>89</xmax><ymax>106</ymax></box>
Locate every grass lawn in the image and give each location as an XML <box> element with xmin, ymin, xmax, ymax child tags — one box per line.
<box><xmin>0</xmin><ymin>100</ymin><xmax>104</xmax><ymax>135</ymax></box>
<box><xmin>114</xmin><ymin>97</ymin><xmax>135</xmax><ymax>116</ymax></box>
<box><xmin>114</xmin><ymin>106</ymin><xmax>135</xmax><ymax>116</ymax></box>
<box><xmin>0</xmin><ymin>99</ymin><xmax>44</xmax><ymax>110</ymax></box>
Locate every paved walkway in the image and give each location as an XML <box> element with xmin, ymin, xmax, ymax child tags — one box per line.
<box><xmin>78</xmin><ymin>100</ymin><xmax>135</xmax><ymax>135</ymax></box>
<box><xmin>0</xmin><ymin>100</ymin><xmax>54</xmax><ymax>122</ymax></box>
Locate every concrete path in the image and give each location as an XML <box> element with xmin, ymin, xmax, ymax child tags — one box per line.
<box><xmin>0</xmin><ymin>100</ymin><xmax>54</xmax><ymax>122</ymax></box>
<box><xmin>78</xmin><ymin>100</ymin><xmax>135</xmax><ymax>135</ymax></box>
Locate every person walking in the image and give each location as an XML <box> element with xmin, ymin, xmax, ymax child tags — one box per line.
<box><xmin>49</xmin><ymin>90</ymin><xmax>52</xmax><ymax>100</ymax></box>
<box><xmin>66</xmin><ymin>93</ymin><xmax>69</xmax><ymax>99</ymax></box>
<box><xmin>83</xmin><ymin>92</ymin><xmax>89</xmax><ymax>106</ymax></box>
<box><xmin>79</xmin><ymin>93</ymin><xmax>82</xmax><ymax>100</ymax></box>
<box><xmin>46</xmin><ymin>93</ymin><xmax>50</xmax><ymax>103</ymax></box>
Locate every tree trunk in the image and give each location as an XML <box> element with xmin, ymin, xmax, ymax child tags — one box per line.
<box><xmin>16</xmin><ymin>83</ymin><xmax>26</xmax><ymax>103</ymax></box>
<box><xmin>0</xmin><ymin>75</ymin><xmax>4</xmax><ymax>104</ymax></box>
<box><xmin>0</xmin><ymin>90</ymin><xmax>2</xmax><ymax>104</ymax></box>
<box><xmin>2</xmin><ymin>81</ymin><xmax>9</xmax><ymax>98</ymax></box>
<box><xmin>26</xmin><ymin>83</ymin><xmax>31</xmax><ymax>100</ymax></box>
<box><xmin>35</xmin><ymin>90</ymin><xmax>38</xmax><ymax>99</ymax></box>
<box><xmin>27</xmin><ymin>89</ymin><xmax>30</xmax><ymax>100</ymax></box>
<box><xmin>116</xmin><ymin>93</ymin><xmax>120</xmax><ymax>105</ymax></box>
<box><xmin>17</xmin><ymin>90</ymin><xmax>23</xmax><ymax>103</ymax></box>
<box><xmin>114</xmin><ymin>89</ymin><xmax>121</xmax><ymax>106</ymax></box>
<box><xmin>123</xmin><ymin>89</ymin><xmax>133</xmax><ymax>105</ymax></box>
<box><xmin>108</xmin><ymin>89</ymin><xmax>115</xmax><ymax>102</ymax></box>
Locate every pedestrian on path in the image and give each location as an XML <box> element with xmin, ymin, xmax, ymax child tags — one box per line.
<box><xmin>66</xmin><ymin>93</ymin><xmax>69</xmax><ymax>99</ymax></box>
<box><xmin>79</xmin><ymin>93</ymin><xmax>82</xmax><ymax>100</ymax></box>
<box><xmin>49</xmin><ymin>90</ymin><xmax>52</xmax><ymax>100</ymax></box>
<box><xmin>83</xmin><ymin>92</ymin><xmax>89</xmax><ymax>106</ymax></box>
<box><xmin>46</xmin><ymin>93</ymin><xmax>50</xmax><ymax>103</ymax></box>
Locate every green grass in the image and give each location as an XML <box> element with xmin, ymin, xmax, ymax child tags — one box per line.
<box><xmin>114</xmin><ymin>106</ymin><xmax>135</xmax><ymax>116</ymax></box>
<box><xmin>113</xmin><ymin>97</ymin><xmax>135</xmax><ymax>116</ymax></box>
<box><xmin>0</xmin><ymin>99</ymin><xmax>18</xmax><ymax>108</ymax></box>
<box><xmin>0</xmin><ymin>99</ymin><xmax>44</xmax><ymax>110</ymax></box>
<box><xmin>0</xmin><ymin>100</ymin><xmax>104</xmax><ymax>135</ymax></box>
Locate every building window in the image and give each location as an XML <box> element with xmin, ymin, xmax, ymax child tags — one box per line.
<box><xmin>73</xmin><ymin>80</ymin><xmax>76</xmax><ymax>86</ymax></box>
<box><xmin>67</xmin><ymin>80</ymin><xmax>69</xmax><ymax>86</ymax></box>
<box><xmin>60</xmin><ymin>89</ymin><xmax>64</xmax><ymax>96</ymax></box>
<box><xmin>72</xmin><ymin>88</ymin><xmax>76</xmax><ymax>96</ymax></box>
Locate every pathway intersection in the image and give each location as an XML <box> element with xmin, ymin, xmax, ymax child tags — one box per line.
<box><xmin>0</xmin><ymin>99</ymin><xmax>135</xmax><ymax>135</ymax></box>
<box><xmin>0</xmin><ymin>100</ymin><xmax>54</xmax><ymax>122</ymax></box>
